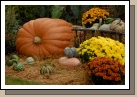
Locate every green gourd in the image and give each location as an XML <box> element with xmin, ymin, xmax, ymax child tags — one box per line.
<box><xmin>7</xmin><ymin>59</ymin><xmax>18</xmax><ymax>66</ymax></box>
<box><xmin>13</xmin><ymin>62</ymin><xmax>24</xmax><ymax>71</ymax></box>
<box><xmin>7</xmin><ymin>60</ymin><xmax>14</xmax><ymax>66</ymax></box>
<box><xmin>40</xmin><ymin>65</ymin><xmax>53</xmax><ymax>74</ymax></box>
<box><xmin>10</xmin><ymin>55</ymin><xmax>19</xmax><ymax>61</ymax></box>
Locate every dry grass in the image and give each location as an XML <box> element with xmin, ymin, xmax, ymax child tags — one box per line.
<box><xmin>5</xmin><ymin>54</ymin><xmax>92</xmax><ymax>85</ymax></box>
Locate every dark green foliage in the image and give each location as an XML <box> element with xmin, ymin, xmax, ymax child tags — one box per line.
<box><xmin>51</xmin><ymin>5</ymin><xmax>65</xmax><ymax>18</ymax></box>
<box><xmin>71</xmin><ymin>5</ymin><xmax>81</xmax><ymax>19</ymax></box>
<box><xmin>5</xmin><ymin>5</ymin><xmax>20</xmax><ymax>55</ymax></box>
<box><xmin>82</xmin><ymin>5</ymin><xmax>101</xmax><ymax>13</ymax></box>
<box><xmin>5</xmin><ymin>6</ymin><xmax>20</xmax><ymax>34</ymax></box>
<box><xmin>108</xmin><ymin>5</ymin><xmax>125</xmax><ymax>20</ymax></box>
<box><xmin>39</xmin><ymin>5</ymin><xmax>52</xmax><ymax>18</ymax></box>
<box><xmin>5</xmin><ymin>5</ymin><xmax>125</xmax><ymax>55</ymax></box>
<box><xmin>61</xmin><ymin>5</ymin><xmax>83</xmax><ymax>25</ymax></box>
<box><xmin>5</xmin><ymin>33</ymin><xmax>17</xmax><ymax>54</ymax></box>
<box><xmin>15</xmin><ymin>5</ymin><xmax>42</xmax><ymax>25</ymax></box>
<box><xmin>15</xmin><ymin>5</ymin><xmax>53</xmax><ymax>25</ymax></box>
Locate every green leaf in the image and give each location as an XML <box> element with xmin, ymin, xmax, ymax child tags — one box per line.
<box><xmin>71</xmin><ymin>5</ymin><xmax>80</xmax><ymax>19</ymax></box>
<box><xmin>39</xmin><ymin>6</ymin><xmax>46</xmax><ymax>17</ymax></box>
<box><xmin>51</xmin><ymin>5</ymin><xmax>64</xmax><ymax>18</ymax></box>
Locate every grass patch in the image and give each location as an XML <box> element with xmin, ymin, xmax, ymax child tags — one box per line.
<box><xmin>5</xmin><ymin>76</ymin><xmax>44</xmax><ymax>85</ymax></box>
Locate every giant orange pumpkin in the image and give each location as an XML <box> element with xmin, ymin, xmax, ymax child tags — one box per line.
<box><xmin>16</xmin><ymin>18</ymin><xmax>76</xmax><ymax>57</ymax></box>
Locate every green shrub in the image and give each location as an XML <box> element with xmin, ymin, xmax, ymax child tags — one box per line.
<box><xmin>15</xmin><ymin>5</ymin><xmax>52</xmax><ymax>25</ymax></box>
<box><xmin>5</xmin><ymin>5</ymin><xmax>20</xmax><ymax>54</ymax></box>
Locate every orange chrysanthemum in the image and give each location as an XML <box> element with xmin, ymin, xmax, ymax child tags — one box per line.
<box><xmin>84</xmin><ymin>57</ymin><xmax>125</xmax><ymax>83</ymax></box>
<box><xmin>82</xmin><ymin>7</ymin><xmax>109</xmax><ymax>26</ymax></box>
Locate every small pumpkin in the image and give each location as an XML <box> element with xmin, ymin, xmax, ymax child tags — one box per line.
<box><xmin>64</xmin><ymin>47</ymin><xmax>79</xmax><ymax>58</ymax></box>
<box><xmin>7</xmin><ymin>60</ymin><xmax>14</xmax><ymax>66</ymax></box>
<box><xmin>59</xmin><ymin>57</ymin><xmax>81</xmax><ymax>67</ymax></box>
<box><xmin>64</xmin><ymin>47</ymin><xmax>73</xmax><ymax>58</ymax></box>
<box><xmin>7</xmin><ymin>59</ymin><xmax>18</xmax><ymax>66</ymax></box>
<box><xmin>40</xmin><ymin>65</ymin><xmax>53</xmax><ymax>74</ymax></box>
<box><xmin>16</xmin><ymin>18</ymin><xmax>76</xmax><ymax>57</ymax></box>
<box><xmin>13</xmin><ymin>62</ymin><xmax>24</xmax><ymax>71</ymax></box>
<box><xmin>70</xmin><ymin>47</ymin><xmax>79</xmax><ymax>57</ymax></box>
<box><xmin>10</xmin><ymin>55</ymin><xmax>19</xmax><ymax>61</ymax></box>
<box><xmin>110</xmin><ymin>19</ymin><xmax>125</xmax><ymax>33</ymax></box>
<box><xmin>25</xmin><ymin>57</ymin><xmax>35</xmax><ymax>66</ymax></box>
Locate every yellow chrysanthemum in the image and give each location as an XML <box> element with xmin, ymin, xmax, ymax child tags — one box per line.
<box><xmin>77</xmin><ymin>36</ymin><xmax>125</xmax><ymax>65</ymax></box>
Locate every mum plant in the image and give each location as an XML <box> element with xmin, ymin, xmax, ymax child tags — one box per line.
<box><xmin>82</xmin><ymin>7</ymin><xmax>109</xmax><ymax>27</ymax></box>
<box><xmin>76</xmin><ymin>36</ymin><xmax>125</xmax><ymax>65</ymax></box>
<box><xmin>84</xmin><ymin>57</ymin><xmax>125</xmax><ymax>85</ymax></box>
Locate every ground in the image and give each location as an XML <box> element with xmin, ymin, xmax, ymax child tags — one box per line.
<box><xmin>5</xmin><ymin>54</ymin><xmax>92</xmax><ymax>85</ymax></box>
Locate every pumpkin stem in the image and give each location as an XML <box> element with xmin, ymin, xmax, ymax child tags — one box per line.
<box><xmin>34</xmin><ymin>36</ymin><xmax>41</xmax><ymax>44</ymax></box>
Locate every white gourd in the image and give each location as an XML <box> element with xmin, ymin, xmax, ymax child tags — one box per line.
<box><xmin>99</xmin><ymin>24</ymin><xmax>111</xmax><ymax>30</ymax></box>
<box><xmin>90</xmin><ymin>23</ymin><xmax>99</xmax><ymax>30</ymax></box>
